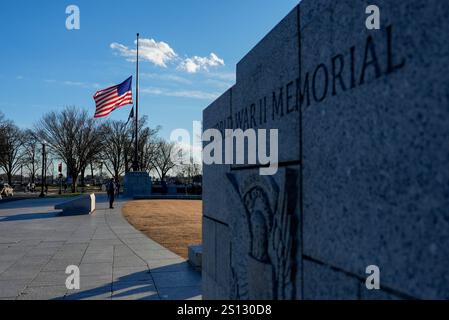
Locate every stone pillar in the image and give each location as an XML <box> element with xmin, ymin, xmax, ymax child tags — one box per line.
<box><xmin>202</xmin><ymin>0</ymin><xmax>449</xmax><ymax>301</ymax></box>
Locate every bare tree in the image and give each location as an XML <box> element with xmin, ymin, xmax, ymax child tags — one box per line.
<box><xmin>100</xmin><ymin>120</ymin><xmax>130</xmax><ymax>182</ymax></box>
<box><xmin>122</xmin><ymin>116</ymin><xmax>160</xmax><ymax>174</ymax></box>
<box><xmin>123</xmin><ymin>125</ymin><xmax>133</xmax><ymax>174</ymax></box>
<box><xmin>0</xmin><ymin>112</ymin><xmax>6</xmax><ymax>165</ymax></box>
<box><xmin>36</xmin><ymin>107</ymin><xmax>102</xmax><ymax>192</ymax></box>
<box><xmin>44</xmin><ymin>155</ymin><xmax>55</xmax><ymax>184</ymax></box>
<box><xmin>178</xmin><ymin>161</ymin><xmax>202</xmax><ymax>184</ymax></box>
<box><xmin>0</xmin><ymin>121</ymin><xmax>24</xmax><ymax>184</ymax></box>
<box><xmin>21</xmin><ymin>129</ymin><xmax>41</xmax><ymax>184</ymax></box>
<box><xmin>138</xmin><ymin>126</ymin><xmax>160</xmax><ymax>173</ymax></box>
<box><xmin>151</xmin><ymin>140</ymin><xmax>179</xmax><ymax>182</ymax></box>
<box><xmin>123</xmin><ymin>117</ymin><xmax>142</xmax><ymax>173</ymax></box>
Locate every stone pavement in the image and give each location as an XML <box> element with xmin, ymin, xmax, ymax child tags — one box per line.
<box><xmin>0</xmin><ymin>194</ymin><xmax>201</xmax><ymax>300</ymax></box>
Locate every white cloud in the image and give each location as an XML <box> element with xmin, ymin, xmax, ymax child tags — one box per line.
<box><xmin>199</xmin><ymin>71</ymin><xmax>236</xmax><ymax>90</ymax></box>
<box><xmin>63</xmin><ymin>81</ymin><xmax>101</xmax><ymax>89</ymax></box>
<box><xmin>207</xmin><ymin>71</ymin><xmax>236</xmax><ymax>82</ymax></box>
<box><xmin>178</xmin><ymin>53</ymin><xmax>225</xmax><ymax>73</ymax></box>
<box><xmin>44</xmin><ymin>79</ymin><xmax>100</xmax><ymax>89</ymax></box>
<box><xmin>111</xmin><ymin>37</ymin><xmax>225</xmax><ymax>75</ymax></box>
<box><xmin>203</xmin><ymin>78</ymin><xmax>234</xmax><ymax>90</ymax></box>
<box><xmin>141</xmin><ymin>87</ymin><xmax>219</xmax><ymax>100</ymax></box>
<box><xmin>141</xmin><ymin>73</ymin><xmax>192</xmax><ymax>84</ymax></box>
<box><xmin>111</xmin><ymin>38</ymin><xmax>177</xmax><ymax>68</ymax></box>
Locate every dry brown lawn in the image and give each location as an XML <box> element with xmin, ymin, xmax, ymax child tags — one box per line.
<box><xmin>122</xmin><ymin>200</ymin><xmax>202</xmax><ymax>259</ymax></box>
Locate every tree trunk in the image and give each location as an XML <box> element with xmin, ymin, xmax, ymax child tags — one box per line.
<box><xmin>71</xmin><ymin>174</ymin><xmax>78</xmax><ymax>193</ymax></box>
<box><xmin>124</xmin><ymin>153</ymin><xmax>130</xmax><ymax>173</ymax></box>
<box><xmin>80</xmin><ymin>168</ymin><xmax>85</xmax><ymax>187</ymax></box>
<box><xmin>7</xmin><ymin>172</ymin><xmax>12</xmax><ymax>185</ymax></box>
<box><xmin>31</xmin><ymin>163</ymin><xmax>35</xmax><ymax>183</ymax></box>
<box><xmin>80</xmin><ymin>168</ymin><xmax>86</xmax><ymax>193</ymax></box>
<box><xmin>90</xmin><ymin>163</ymin><xmax>94</xmax><ymax>182</ymax></box>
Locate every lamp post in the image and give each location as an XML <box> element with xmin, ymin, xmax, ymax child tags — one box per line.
<box><xmin>58</xmin><ymin>163</ymin><xmax>62</xmax><ymax>195</ymax></box>
<box><xmin>39</xmin><ymin>142</ymin><xmax>46</xmax><ymax>198</ymax></box>
<box><xmin>50</xmin><ymin>161</ymin><xmax>54</xmax><ymax>184</ymax></box>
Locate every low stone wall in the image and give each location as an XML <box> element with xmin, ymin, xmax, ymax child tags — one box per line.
<box><xmin>55</xmin><ymin>193</ymin><xmax>96</xmax><ymax>216</ymax></box>
<box><xmin>202</xmin><ymin>0</ymin><xmax>449</xmax><ymax>299</ymax></box>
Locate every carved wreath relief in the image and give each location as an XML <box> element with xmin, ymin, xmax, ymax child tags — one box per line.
<box><xmin>227</xmin><ymin>168</ymin><xmax>298</xmax><ymax>300</ymax></box>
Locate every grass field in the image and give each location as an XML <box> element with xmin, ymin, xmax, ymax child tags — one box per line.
<box><xmin>122</xmin><ymin>200</ymin><xmax>202</xmax><ymax>259</ymax></box>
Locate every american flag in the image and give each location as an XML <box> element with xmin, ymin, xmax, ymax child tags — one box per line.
<box><xmin>93</xmin><ymin>76</ymin><xmax>133</xmax><ymax>118</ymax></box>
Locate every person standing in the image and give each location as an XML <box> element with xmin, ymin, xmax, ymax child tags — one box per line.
<box><xmin>107</xmin><ymin>178</ymin><xmax>116</xmax><ymax>209</ymax></box>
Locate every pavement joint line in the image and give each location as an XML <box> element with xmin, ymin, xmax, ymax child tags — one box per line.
<box><xmin>19</xmin><ymin>221</ymin><xmax>83</xmax><ymax>299</ymax></box>
<box><xmin>20</xmin><ymin>213</ymin><xmax>90</xmax><ymax>299</ymax></box>
<box><xmin>103</xmin><ymin>201</ymin><xmax>151</xmax><ymax>269</ymax></box>
<box><xmin>0</xmin><ymin>240</ymin><xmax>43</xmax><ymax>279</ymax></box>
<box><xmin>64</xmin><ymin>221</ymin><xmax>100</xmax><ymax>299</ymax></box>
<box><xmin>0</xmin><ymin>195</ymin><xmax>200</xmax><ymax>300</ymax></box>
<box><xmin>103</xmin><ymin>200</ymin><xmax>162</xmax><ymax>299</ymax></box>
<box><xmin>111</xmin><ymin>239</ymin><xmax>116</xmax><ymax>297</ymax></box>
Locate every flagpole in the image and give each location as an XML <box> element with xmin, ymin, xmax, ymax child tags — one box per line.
<box><xmin>133</xmin><ymin>32</ymin><xmax>140</xmax><ymax>172</ymax></box>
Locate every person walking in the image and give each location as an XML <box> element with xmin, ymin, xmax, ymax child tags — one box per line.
<box><xmin>107</xmin><ymin>178</ymin><xmax>116</xmax><ymax>209</ymax></box>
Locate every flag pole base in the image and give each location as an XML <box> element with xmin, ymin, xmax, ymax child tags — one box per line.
<box><xmin>124</xmin><ymin>172</ymin><xmax>152</xmax><ymax>198</ymax></box>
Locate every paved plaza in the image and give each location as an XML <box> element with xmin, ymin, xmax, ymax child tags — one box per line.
<box><xmin>0</xmin><ymin>195</ymin><xmax>201</xmax><ymax>300</ymax></box>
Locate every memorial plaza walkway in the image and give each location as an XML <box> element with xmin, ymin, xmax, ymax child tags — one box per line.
<box><xmin>0</xmin><ymin>195</ymin><xmax>201</xmax><ymax>300</ymax></box>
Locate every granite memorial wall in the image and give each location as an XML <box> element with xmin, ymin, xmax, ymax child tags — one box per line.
<box><xmin>202</xmin><ymin>0</ymin><xmax>449</xmax><ymax>299</ymax></box>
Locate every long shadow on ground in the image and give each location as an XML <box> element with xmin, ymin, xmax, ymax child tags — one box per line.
<box><xmin>0</xmin><ymin>211</ymin><xmax>61</xmax><ymax>222</ymax></box>
<box><xmin>61</xmin><ymin>262</ymin><xmax>201</xmax><ymax>300</ymax></box>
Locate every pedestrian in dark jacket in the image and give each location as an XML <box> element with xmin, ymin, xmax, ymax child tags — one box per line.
<box><xmin>107</xmin><ymin>178</ymin><xmax>116</xmax><ymax>209</ymax></box>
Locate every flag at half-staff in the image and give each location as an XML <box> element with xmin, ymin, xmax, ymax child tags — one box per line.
<box><xmin>93</xmin><ymin>76</ymin><xmax>133</xmax><ymax>118</ymax></box>
<box><xmin>126</xmin><ymin>107</ymin><xmax>134</xmax><ymax>125</ymax></box>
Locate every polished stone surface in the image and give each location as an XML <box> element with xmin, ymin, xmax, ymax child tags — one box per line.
<box><xmin>202</xmin><ymin>0</ymin><xmax>449</xmax><ymax>300</ymax></box>
<box><xmin>54</xmin><ymin>193</ymin><xmax>96</xmax><ymax>215</ymax></box>
<box><xmin>301</xmin><ymin>0</ymin><xmax>449</xmax><ymax>299</ymax></box>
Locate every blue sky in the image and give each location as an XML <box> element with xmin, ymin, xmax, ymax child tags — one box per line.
<box><xmin>0</xmin><ymin>0</ymin><xmax>298</xmax><ymax>140</ymax></box>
